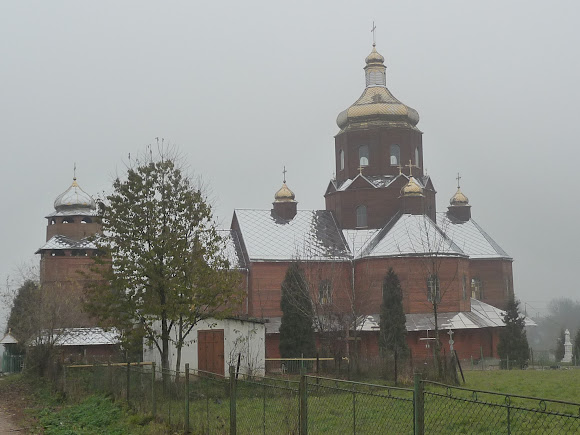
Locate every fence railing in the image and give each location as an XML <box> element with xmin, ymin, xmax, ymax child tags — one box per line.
<box><xmin>59</xmin><ymin>363</ymin><xmax>580</xmax><ymax>434</ymax></box>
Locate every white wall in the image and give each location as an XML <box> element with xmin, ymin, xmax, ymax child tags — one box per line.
<box><xmin>143</xmin><ymin>318</ymin><xmax>265</xmax><ymax>378</ymax></box>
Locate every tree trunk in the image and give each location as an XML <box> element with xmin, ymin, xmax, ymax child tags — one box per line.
<box><xmin>394</xmin><ymin>347</ymin><xmax>398</xmax><ymax>386</ymax></box>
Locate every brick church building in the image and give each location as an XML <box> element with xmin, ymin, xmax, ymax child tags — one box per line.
<box><xmin>225</xmin><ymin>43</ymin><xmax>515</xmax><ymax>363</ymax></box>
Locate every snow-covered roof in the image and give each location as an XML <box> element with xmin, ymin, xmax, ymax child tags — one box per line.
<box><xmin>233</xmin><ymin>209</ymin><xmax>350</xmax><ymax>261</ymax></box>
<box><xmin>264</xmin><ymin>299</ymin><xmax>534</xmax><ymax>334</ymax></box>
<box><xmin>30</xmin><ymin>328</ymin><xmax>121</xmax><ymax>347</ymax></box>
<box><xmin>217</xmin><ymin>229</ymin><xmax>247</xmax><ymax>269</ymax></box>
<box><xmin>361</xmin><ymin>214</ymin><xmax>466</xmax><ymax>258</ymax></box>
<box><xmin>342</xmin><ymin>229</ymin><xmax>379</xmax><ymax>257</ymax></box>
<box><xmin>36</xmin><ymin>234</ymin><xmax>97</xmax><ymax>253</ymax></box>
<box><xmin>0</xmin><ymin>332</ymin><xmax>18</xmax><ymax>345</ymax></box>
<box><xmin>437</xmin><ymin>213</ymin><xmax>511</xmax><ymax>260</ymax></box>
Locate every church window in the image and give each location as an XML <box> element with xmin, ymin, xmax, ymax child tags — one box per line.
<box><xmin>505</xmin><ymin>278</ymin><xmax>510</xmax><ymax>297</ymax></box>
<box><xmin>81</xmin><ymin>217</ymin><xmax>92</xmax><ymax>224</ymax></box>
<box><xmin>71</xmin><ymin>250</ymin><xmax>87</xmax><ymax>257</ymax></box>
<box><xmin>471</xmin><ymin>278</ymin><xmax>483</xmax><ymax>299</ymax></box>
<box><xmin>51</xmin><ymin>250</ymin><xmax>65</xmax><ymax>257</ymax></box>
<box><xmin>319</xmin><ymin>279</ymin><xmax>332</xmax><ymax>305</ymax></box>
<box><xmin>415</xmin><ymin>147</ymin><xmax>420</xmax><ymax>167</ymax></box>
<box><xmin>340</xmin><ymin>149</ymin><xmax>344</xmax><ymax>170</ymax></box>
<box><xmin>50</xmin><ymin>219</ymin><xmax>56</xmax><ymax>225</ymax></box>
<box><xmin>63</xmin><ymin>218</ymin><xmax>74</xmax><ymax>224</ymax></box>
<box><xmin>359</xmin><ymin>145</ymin><xmax>369</xmax><ymax>167</ymax></box>
<box><xmin>390</xmin><ymin>145</ymin><xmax>400</xmax><ymax>166</ymax></box>
<box><xmin>427</xmin><ymin>275</ymin><xmax>441</xmax><ymax>303</ymax></box>
<box><xmin>462</xmin><ymin>275</ymin><xmax>467</xmax><ymax>300</ymax></box>
<box><xmin>356</xmin><ymin>205</ymin><xmax>367</xmax><ymax>228</ymax></box>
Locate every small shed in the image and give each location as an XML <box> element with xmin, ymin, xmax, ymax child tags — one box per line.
<box><xmin>0</xmin><ymin>331</ymin><xmax>23</xmax><ymax>373</ymax></box>
<box><xmin>143</xmin><ymin>317</ymin><xmax>266</xmax><ymax>378</ymax></box>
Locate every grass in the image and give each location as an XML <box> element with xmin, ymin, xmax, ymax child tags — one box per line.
<box><xmin>3</xmin><ymin>368</ymin><xmax>580</xmax><ymax>434</ymax></box>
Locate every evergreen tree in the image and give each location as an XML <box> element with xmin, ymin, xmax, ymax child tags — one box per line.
<box><xmin>555</xmin><ymin>329</ymin><xmax>566</xmax><ymax>362</ymax></box>
<box><xmin>379</xmin><ymin>268</ymin><xmax>408</xmax><ymax>383</ymax></box>
<box><xmin>279</xmin><ymin>263</ymin><xmax>316</xmax><ymax>359</ymax></box>
<box><xmin>497</xmin><ymin>297</ymin><xmax>529</xmax><ymax>369</ymax></box>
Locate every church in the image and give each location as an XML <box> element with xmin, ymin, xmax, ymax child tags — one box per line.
<box><xmin>225</xmin><ymin>43</ymin><xmax>514</xmax><ymax>363</ymax></box>
<box><xmin>35</xmin><ymin>42</ymin><xmax>516</xmax><ymax>368</ymax></box>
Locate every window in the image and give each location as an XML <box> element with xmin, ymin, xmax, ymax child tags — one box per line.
<box><xmin>462</xmin><ymin>275</ymin><xmax>467</xmax><ymax>300</ymax></box>
<box><xmin>359</xmin><ymin>145</ymin><xmax>369</xmax><ymax>166</ymax></box>
<box><xmin>471</xmin><ymin>278</ymin><xmax>483</xmax><ymax>299</ymax></box>
<box><xmin>62</xmin><ymin>218</ymin><xmax>74</xmax><ymax>224</ymax></box>
<box><xmin>50</xmin><ymin>219</ymin><xmax>56</xmax><ymax>225</ymax></box>
<box><xmin>505</xmin><ymin>278</ymin><xmax>510</xmax><ymax>297</ymax></box>
<box><xmin>81</xmin><ymin>217</ymin><xmax>92</xmax><ymax>224</ymax></box>
<box><xmin>415</xmin><ymin>147</ymin><xmax>420</xmax><ymax>167</ymax></box>
<box><xmin>71</xmin><ymin>250</ymin><xmax>87</xmax><ymax>257</ymax></box>
<box><xmin>356</xmin><ymin>205</ymin><xmax>367</xmax><ymax>228</ymax></box>
<box><xmin>51</xmin><ymin>250</ymin><xmax>65</xmax><ymax>257</ymax></box>
<box><xmin>319</xmin><ymin>280</ymin><xmax>332</xmax><ymax>305</ymax></box>
<box><xmin>427</xmin><ymin>275</ymin><xmax>441</xmax><ymax>303</ymax></box>
<box><xmin>340</xmin><ymin>150</ymin><xmax>344</xmax><ymax>170</ymax></box>
<box><xmin>390</xmin><ymin>144</ymin><xmax>400</xmax><ymax>166</ymax></box>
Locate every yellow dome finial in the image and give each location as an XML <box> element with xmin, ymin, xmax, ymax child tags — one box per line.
<box><xmin>450</xmin><ymin>173</ymin><xmax>469</xmax><ymax>206</ymax></box>
<box><xmin>274</xmin><ymin>166</ymin><xmax>296</xmax><ymax>203</ymax></box>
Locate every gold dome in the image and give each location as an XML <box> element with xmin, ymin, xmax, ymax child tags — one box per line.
<box><xmin>401</xmin><ymin>177</ymin><xmax>423</xmax><ymax>197</ymax></box>
<box><xmin>365</xmin><ymin>45</ymin><xmax>385</xmax><ymax>64</ymax></box>
<box><xmin>450</xmin><ymin>188</ymin><xmax>469</xmax><ymax>206</ymax></box>
<box><xmin>336</xmin><ymin>45</ymin><xmax>419</xmax><ymax>131</ymax></box>
<box><xmin>274</xmin><ymin>183</ymin><xmax>295</xmax><ymax>203</ymax></box>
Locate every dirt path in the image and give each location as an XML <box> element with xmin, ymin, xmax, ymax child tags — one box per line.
<box><xmin>0</xmin><ymin>407</ymin><xmax>22</xmax><ymax>432</ymax></box>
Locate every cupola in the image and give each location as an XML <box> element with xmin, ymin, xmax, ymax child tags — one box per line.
<box><xmin>54</xmin><ymin>177</ymin><xmax>97</xmax><ymax>213</ymax></box>
<box><xmin>272</xmin><ymin>169</ymin><xmax>297</xmax><ymax>220</ymax></box>
<box><xmin>336</xmin><ymin>44</ymin><xmax>420</xmax><ymax>132</ymax></box>
<box><xmin>400</xmin><ymin>176</ymin><xmax>425</xmax><ymax>215</ymax></box>
<box><xmin>447</xmin><ymin>175</ymin><xmax>471</xmax><ymax>222</ymax></box>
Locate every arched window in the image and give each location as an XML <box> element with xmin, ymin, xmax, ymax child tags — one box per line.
<box><xmin>390</xmin><ymin>144</ymin><xmax>400</xmax><ymax>166</ymax></box>
<box><xmin>427</xmin><ymin>275</ymin><xmax>441</xmax><ymax>303</ymax></box>
<box><xmin>462</xmin><ymin>275</ymin><xmax>467</xmax><ymax>300</ymax></box>
<box><xmin>50</xmin><ymin>219</ymin><xmax>56</xmax><ymax>225</ymax></box>
<box><xmin>471</xmin><ymin>278</ymin><xmax>483</xmax><ymax>299</ymax></box>
<box><xmin>62</xmin><ymin>218</ymin><xmax>74</xmax><ymax>224</ymax></box>
<box><xmin>340</xmin><ymin>149</ymin><xmax>345</xmax><ymax>171</ymax></box>
<box><xmin>81</xmin><ymin>217</ymin><xmax>92</xmax><ymax>224</ymax></box>
<box><xmin>356</xmin><ymin>205</ymin><xmax>367</xmax><ymax>228</ymax></box>
<box><xmin>415</xmin><ymin>147</ymin><xmax>420</xmax><ymax>167</ymax></box>
<box><xmin>359</xmin><ymin>146</ymin><xmax>369</xmax><ymax>167</ymax></box>
<box><xmin>319</xmin><ymin>280</ymin><xmax>332</xmax><ymax>305</ymax></box>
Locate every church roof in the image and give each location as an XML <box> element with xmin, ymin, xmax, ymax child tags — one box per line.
<box><xmin>233</xmin><ymin>209</ymin><xmax>350</xmax><ymax>261</ymax></box>
<box><xmin>437</xmin><ymin>213</ymin><xmax>511</xmax><ymax>260</ymax></box>
<box><xmin>52</xmin><ymin>178</ymin><xmax>97</xmax><ymax>214</ymax></box>
<box><xmin>36</xmin><ymin>234</ymin><xmax>97</xmax><ymax>253</ymax></box>
<box><xmin>217</xmin><ymin>229</ymin><xmax>247</xmax><ymax>269</ymax></box>
<box><xmin>360</xmin><ymin>213</ymin><xmax>466</xmax><ymax>258</ymax></box>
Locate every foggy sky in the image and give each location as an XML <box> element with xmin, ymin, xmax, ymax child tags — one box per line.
<box><xmin>1</xmin><ymin>1</ymin><xmax>579</xmax><ymax>328</ymax></box>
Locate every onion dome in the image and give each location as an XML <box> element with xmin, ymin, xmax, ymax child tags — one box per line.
<box><xmin>401</xmin><ymin>177</ymin><xmax>423</xmax><ymax>197</ymax></box>
<box><xmin>54</xmin><ymin>177</ymin><xmax>97</xmax><ymax>212</ymax></box>
<box><xmin>336</xmin><ymin>44</ymin><xmax>420</xmax><ymax>132</ymax></box>
<box><xmin>450</xmin><ymin>188</ymin><xmax>469</xmax><ymax>206</ymax></box>
<box><xmin>274</xmin><ymin>183</ymin><xmax>296</xmax><ymax>203</ymax></box>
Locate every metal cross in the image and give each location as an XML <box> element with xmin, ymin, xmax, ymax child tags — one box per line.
<box><xmin>406</xmin><ymin>159</ymin><xmax>415</xmax><ymax>177</ymax></box>
<box><xmin>456</xmin><ymin>172</ymin><xmax>461</xmax><ymax>189</ymax></box>
<box><xmin>448</xmin><ymin>329</ymin><xmax>455</xmax><ymax>351</ymax></box>
<box><xmin>283</xmin><ymin>166</ymin><xmax>287</xmax><ymax>183</ymax></box>
<box><xmin>358</xmin><ymin>165</ymin><xmax>365</xmax><ymax>175</ymax></box>
<box><xmin>73</xmin><ymin>162</ymin><xmax>77</xmax><ymax>180</ymax></box>
<box><xmin>371</xmin><ymin>21</ymin><xmax>377</xmax><ymax>46</ymax></box>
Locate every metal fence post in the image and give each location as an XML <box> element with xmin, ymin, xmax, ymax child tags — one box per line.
<box><xmin>352</xmin><ymin>382</ymin><xmax>356</xmax><ymax>435</ymax></box>
<box><xmin>230</xmin><ymin>365</ymin><xmax>237</xmax><ymax>435</ymax></box>
<box><xmin>151</xmin><ymin>362</ymin><xmax>156</xmax><ymax>418</ymax></box>
<box><xmin>185</xmin><ymin>363</ymin><xmax>190</xmax><ymax>434</ymax></box>
<box><xmin>300</xmin><ymin>368</ymin><xmax>308</xmax><ymax>435</ymax></box>
<box><xmin>414</xmin><ymin>373</ymin><xmax>424</xmax><ymax>435</ymax></box>
<box><xmin>126</xmin><ymin>362</ymin><xmax>130</xmax><ymax>404</ymax></box>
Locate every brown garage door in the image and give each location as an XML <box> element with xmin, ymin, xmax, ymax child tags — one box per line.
<box><xmin>197</xmin><ymin>329</ymin><xmax>225</xmax><ymax>375</ymax></box>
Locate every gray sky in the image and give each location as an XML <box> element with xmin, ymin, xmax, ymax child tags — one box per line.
<box><xmin>1</xmin><ymin>1</ymin><xmax>578</xmax><ymax>327</ymax></box>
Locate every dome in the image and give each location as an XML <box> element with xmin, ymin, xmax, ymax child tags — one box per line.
<box><xmin>54</xmin><ymin>178</ymin><xmax>97</xmax><ymax>212</ymax></box>
<box><xmin>401</xmin><ymin>177</ymin><xmax>423</xmax><ymax>197</ymax></box>
<box><xmin>337</xmin><ymin>45</ymin><xmax>419</xmax><ymax>131</ymax></box>
<box><xmin>450</xmin><ymin>188</ymin><xmax>469</xmax><ymax>206</ymax></box>
<box><xmin>274</xmin><ymin>183</ymin><xmax>296</xmax><ymax>203</ymax></box>
<box><xmin>365</xmin><ymin>45</ymin><xmax>384</xmax><ymax>64</ymax></box>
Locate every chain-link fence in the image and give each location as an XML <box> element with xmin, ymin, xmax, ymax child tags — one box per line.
<box><xmin>59</xmin><ymin>363</ymin><xmax>580</xmax><ymax>434</ymax></box>
<box><xmin>421</xmin><ymin>380</ymin><xmax>580</xmax><ymax>434</ymax></box>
